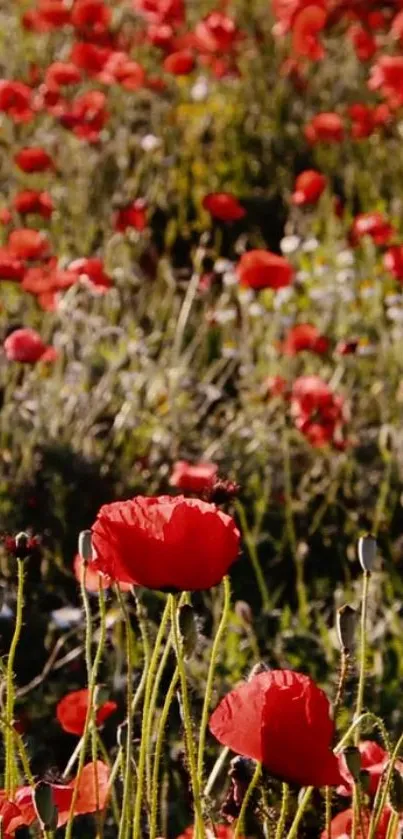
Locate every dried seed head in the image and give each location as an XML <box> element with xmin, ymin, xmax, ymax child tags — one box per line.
<box><xmin>78</xmin><ymin>530</ymin><xmax>93</xmax><ymax>563</ymax></box>
<box><xmin>336</xmin><ymin>604</ymin><xmax>357</xmax><ymax>654</ymax></box>
<box><xmin>358</xmin><ymin>534</ymin><xmax>377</xmax><ymax>573</ymax></box>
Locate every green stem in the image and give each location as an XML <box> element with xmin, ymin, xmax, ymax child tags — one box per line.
<box><xmin>116</xmin><ymin>589</ymin><xmax>135</xmax><ymax>839</ymax></box>
<box><xmin>275</xmin><ymin>783</ymin><xmax>290</xmax><ymax>839</ymax></box>
<box><xmin>284</xmin><ymin>787</ymin><xmax>313</xmax><ymax>839</ymax></box>
<box><xmin>354</xmin><ymin>571</ymin><xmax>370</xmax><ymax>744</ymax></box>
<box><xmin>204</xmin><ymin>747</ymin><xmax>230</xmax><ymax>798</ymax></box>
<box><xmin>368</xmin><ymin>731</ymin><xmax>403</xmax><ymax>839</ymax></box>
<box><xmin>235</xmin><ymin>501</ymin><xmax>271</xmax><ymax>611</ymax></box>
<box><xmin>170</xmin><ymin>594</ymin><xmax>205</xmax><ymax>839</ymax></box>
<box><xmin>282</xmin><ymin>428</ymin><xmax>308</xmax><ymax>628</ymax></box>
<box><xmin>96</xmin><ymin>733</ymin><xmax>121</xmax><ymax>826</ymax></box>
<box><xmin>233</xmin><ymin>761</ymin><xmax>262</xmax><ymax>839</ymax></box>
<box><xmin>197</xmin><ymin>576</ymin><xmax>231</xmax><ymax>782</ymax></box>
<box><xmin>5</xmin><ymin>558</ymin><xmax>25</xmax><ymax>797</ymax></box>
<box><xmin>149</xmin><ymin>664</ymin><xmax>180</xmax><ymax>839</ymax></box>
<box><xmin>385</xmin><ymin>812</ymin><xmax>399</xmax><ymax>839</ymax></box>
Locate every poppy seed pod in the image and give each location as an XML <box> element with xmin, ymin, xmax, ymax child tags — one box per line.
<box><xmin>78</xmin><ymin>530</ymin><xmax>93</xmax><ymax>563</ymax></box>
<box><xmin>342</xmin><ymin>747</ymin><xmax>361</xmax><ymax>781</ymax></box>
<box><xmin>389</xmin><ymin>768</ymin><xmax>403</xmax><ymax>814</ymax></box>
<box><xmin>336</xmin><ymin>605</ymin><xmax>357</xmax><ymax>654</ymax></box>
<box><xmin>358</xmin><ymin>534</ymin><xmax>377</xmax><ymax>573</ymax></box>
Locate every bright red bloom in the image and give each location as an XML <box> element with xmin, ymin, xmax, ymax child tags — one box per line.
<box><xmin>237</xmin><ymin>250</ymin><xmax>293</xmax><ymax>291</ymax></box>
<box><xmin>384</xmin><ymin>245</ymin><xmax>403</xmax><ymax>281</ymax></box>
<box><xmin>3</xmin><ymin>329</ymin><xmax>56</xmax><ymax>364</ymax></box>
<box><xmin>0</xmin><ymin>81</ymin><xmax>34</xmax><ymax>124</ymax></box>
<box><xmin>347</xmin><ymin>24</ymin><xmax>377</xmax><ymax>61</ymax></box>
<box><xmin>368</xmin><ymin>56</ymin><xmax>403</xmax><ymax>105</ymax></box>
<box><xmin>304</xmin><ymin>112</ymin><xmax>344</xmax><ymax>144</ymax></box>
<box><xmin>101</xmin><ymin>55</ymin><xmax>145</xmax><ymax>90</ymax></box>
<box><xmin>22</xmin><ymin>1</ymin><xmax>71</xmax><ymax>31</ymax></box>
<box><xmin>0</xmin><ymin>250</ymin><xmax>25</xmax><ymax>282</ymax></box>
<box><xmin>68</xmin><ymin>257</ymin><xmax>112</xmax><ymax>290</ymax></box>
<box><xmin>114</xmin><ymin>200</ymin><xmax>148</xmax><ymax>232</ymax></box>
<box><xmin>57</xmin><ymin>689</ymin><xmax>117</xmax><ymax>736</ymax></box>
<box><xmin>132</xmin><ymin>0</ymin><xmax>185</xmax><ymax>25</ymax></box>
<box><xmin>348</xmin><ymin>104</ymin><xmax>390</xmax><ymax>140</ymax></box>
<box><xmin>163</xmin><ymin>51</ymin><xmax>195</xmax><ymax>75</ymax></box>
<box><xmin>209</xmin><ymin>670</ymin><xmax>343</xmax><ymax>787</ymax></box>
<box><xmin>90</xmin><ymin>495</ymin><xmax>240</xmax><ymax>591</ymax></box>
<box><xmin>291</xmin><ymin>170</ymin><xmax>327</xmax><ymax>205</ymax></box>
<box><xmin>14</xmin><ymin>147</ymin><xmax>54</xmax><ymax>173</ymax></box>
<box><xmin>169</xmin><ymin>461</ymin><xmax>218</xmax><ymax>494</ymax></box>
<box><xmin>70</xmin><ymin>42</ymin><xmax>112</xmax><ymax>75</ymax></box>
<box><xmin>291</xmin><ymin>375</ymin><xmax>345</xmax><ymax>448</ymax></box>
<box><xmin>44</xmin><ymin>62</ymin><xmax>82</xmax><ymax>90</ymax></box>
<box><xmin>321</xmin><ymin>807</ymin><xmax>398</xmax><ymax>839</ymax></box>
<box><xmin>338</xmin><ymin>741</ymin><xmax>403</xmax><ymax>798</ymax></box>
<box><xmin>71</xmin><ymin>0</ymin><xmax>112</xmax><ymax>35</ymax></box>
<box><xmin>350</xmin><ymin>212</ymin><xmax>395</xmax><ymax>246</ymax></box>
<box><xmin>177</xmin><ymin>828</ymin><xmax>244</xmax><ymax>839</ymax></box>
<box><xmin>202</xmin><ymin>193</ymin><xmax>245</xmax><ymax>222</ymax></box>
<box><xmin>292</xmin><ymin>5</ymin><xmax>327</xmax><ymax>61</ymax></box>
<box><xmin>13</xmin><ymin>191</ymin><xmax>54</xmax><ymax>219</ymax></box>
<box><xmin>193</xmin><ymin>13</ymin><xmax>240</xmax><ymax>54</ymax></box>
<box><xmin>8</xmin><ymin>229</ymin><xmax>50</xmax><ymax>261</ymax></box>
<box><xmin>282</xmin><ymin>324</ymin><xmax>329</xmax><ymax>355</ymax></box>
<box><xmin>59</xmin><ymin>90</ymin><xmax>108</xmax><ymax>142</ymax></box>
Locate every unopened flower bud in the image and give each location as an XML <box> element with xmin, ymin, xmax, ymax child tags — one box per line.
<box><xmin>33</xmin><ymin>783</ymin><xmax>58</xmax><ymax>831</ymax></box>
<box><xmin>178</xmin><ymin>604</ymin><xmax>198</xmax><ymax>659</ymax></box>
<box><xmin>78</xmin><ymin>530</ymin><xmax>93</xmax><ymax>563</ymax></box>
<box><xmin>360</xmin><ymin>770</ymin><xmax>371</xmax><ymax>793</ymax></box>
<box><xmin>248</xmin><ymin>662</ymin><xmax>270</xmax><ymax>681</ymax></box>
<box><xmin>336</xmin><ymin>605</ymin><xmax>357</xmax><ymax>654</ymax></box>
<box><xmin>358</xmin><ymin>534</ymin><xmax>377</xmax><ymax>573</ymax></box>
<box><xmin>342</xmin><ymin>746</ymin><xmax>361</xmax><ymax>781</ymax></box>
<box><xmin>389</xmin><ymin>768</ymin><xmax>403</xmax><ymax>814</ymax></box>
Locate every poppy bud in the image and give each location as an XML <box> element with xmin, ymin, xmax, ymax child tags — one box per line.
<box><xmin>235</xmin><ymin>600</ymin><xmax>253</xmax><ymax>627</ymax></box>
<box><xmin>78</xmin><ymin>530</ymin><xmax>93</xmax><ymax>563</ymax></box>
<box><xmin>14</xmin><ymin>532</ymin><xmax>29</xmax><ymax>559</ymax></box>
<box><xmin>248</xmin><ymin>662</ymin><xmax>270</xmax><ymax>681</ymax></box>
<box><xmin>178</xmin><ymin>604</ymin><xmax>198</xmax><ymax>659</ymax></box>
<box><xmin>336</xmin><ymin>605</ymin><xmax>357</xmax><ymax>654</ymax></box>
<box><xmin>389</xmin><ymin>768</ymin><xmax>403</xmax><ymax>814</ymax></box>
<box><xmin>33</xmin><ymin>783</ymin><xmax>58</xmax><ymax>831</ymax></box>
<box><xmin>360</xmin><ymin>769</ymin><xmax>371</xmax><ymax>793</ymax></box>
<box><xmin>342</xmin><ymin>746</ymin><xmax>361</xmax><ymax>781</ymax></box>
<box><xmin>358</xmin><ymin>534</ymin><xmax>377</xmax><ymax>573</ymax></box>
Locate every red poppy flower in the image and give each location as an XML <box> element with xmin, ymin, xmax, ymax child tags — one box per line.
<box><xmin>384</xmin><ymin>245</ymin><xmax>403</xmax><ymax>281</ymax></box>
<box><xmin>292</xmin><ymin>5</ymin><xmax>327</xmax><ymax>61</ymax></box>
<box><xmin>163</xmin><ymin>51</ymin><xmax>195</xmax><ymax>75</ymax></box>
<box><xmin>263</xmin><ymin>375</ymin><xmax>288</xmax><ymax>399</ymax></box>
<box><xmin>338</xmin><ymin>741</ymin><xmax>403</xmax><ymax>798</ymax></box>
<box><xmin>0</xmin><ymin>249</ymin><xmax>25</xmax><ymax>282</ymax></box>
<box><xmin>177</xmin><ymin>828</ymin><xmax>243</xmax><ymax>839</ymax></box>
<box><xmin>391</xmin><ymin>10</ymin><xmax>403</xmax><ymax>43</ymax></box>
<box><xmin>169</xmin><ymin>461</ymin><xmax>218</xmax><ymax>494</ymax></box>
<box><xmin>291</xmin><ymin>375</ymin><xmax>345</xmax><ymax>448</ymax></box>
<box><xmin>70</xmin><ymin>42</ymin><xmax>112</xmax><ymax>75</ymax></box>
<box><xmin>22</xmin><ymin>0</ymin><xmax>71</xmax><ymax>31</ymax></box>
<box><xmin>90</xmin><ymin>495</ymin><xmax>240</xmax><ymax>591</ymax></box>
<box><xmin>237</xmin><ymin>250</ymin><xmax>293</xmax><ymax>291</ymax></box>
<box><xmin>59</xmin><ymin>90</ymin><xmax>108</xmax><ymax>142</ymax></box>
<box><xmin>13</xmin><ymin>191</ymin><xmax>54</xmax><ymax>219</ymax></box>
<box><xmin>202</xmin><ymin>193</ymin><xmax>245</xmax><ymax>222</ymax></box>
<box><xmin>71</xmin><ymin>0</ymin><xmax>112</xmax><ymax>35</ymax></box>
<box><xmin>133</xmin><ymin>0</ymin><xmax>185</xmax><ymax>26</ymax></box>
<box><xmin>57</xmin><ymin>689</ymin><xmax>117</xmax><ymax>736</ymax></box>
<box><xmin>14</xmin><ymin>147</ymin><xmax>54</xmax><ymax>173</ymax></box>
<box><xmin>194</xmin><ymin>13</ymin><xmax>240</xmax><ymax>54</ymax></box>
<box><xmin>44</xmin><ymin>62</ymin><xmax>82</xmax><ymax>90</ymax></box>
<box><xmin>282</xmin><ymin>324</ymin><xmax>329</xmax><ymax>355</ymax></box>
<box><xmin>350</xmin><ymin>212</ymin><xmax>395</xmax><ymax>246</ymax></box>
<box><xmin>114</xmin><ymin>200</ymin><xmax>148</xmax><ymax>232</ymax></box>
<box><xmin>347</xmin><ymin>24</ymin><xmax>377</xmax><ymax>61</ymax></box>
<box><xmin>4</xmin><ymin>328</ymin><xmax>56</xmax><ymax>364</ymax></box>
<box><xmin>368</xmin><ymin>56</ymin><xmax>403</xmax><ymax>105</ymax></box>
<box><xmin>291</xmin><ymin>170</ymin><xmax>327</xmax><ymax>205</ymax></box>
<box><xmin>304</xmin><ymin>112</ymin><xmax>344</xmax><ymax>144</ymax></box>
<box><xmin>0</xmin><ymin>81</ymin><xmax>34</xmax><ymax>124</ymax></box>
<box><xmin>321</xmin><ymin>807</ymin><xmax>397</xmax><ymax>839</ymax></box>
<box><xmin>68</xmin><ymin>257</ymin><xmax>112</xmax><ymax>290</ymax></box>
<box><xmin>209</xmin><ymin>669</ymin><xmax>343</xmax><ymax>787</ymax></box>
<box><xmin>0</xmin><ymin>209</ymin><xmax>12</xmax><ymax>226</ymax></box>
<box><xmin>8</xmin><ymin>229</ymin><xmax>50</xmax><ymax>262</ymax></box>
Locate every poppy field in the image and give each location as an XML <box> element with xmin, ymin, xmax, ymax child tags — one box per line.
<box><xmin>3</xmin><ymin>0</ymin><xmax>403</xmax><ymax>837</ymax></box>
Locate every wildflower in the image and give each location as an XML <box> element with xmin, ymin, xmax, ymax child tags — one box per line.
<box><xmin>304</xmin><ymin>112</ymin><xmax>344</xmax><ymax>144</ymax></box>
<box><xmin>13</xmin><ymin>191</ymin><xmax>54</xmax><ymax>219</ymax></box>
<box><xmin>14</xmin><ymin>147</ymin><xmax>54</xmax><ymax>173</ymax></box>
<box><xmin>292</xmin><ymin>5</ymin><xmax>327</xmax><ymax>60</ymax></box>
<box><xmin>169</xmin><ymin>461</ymin><xmax>218</xmax><ymax>493</ymax></box>
<box><xmin>350</xmin><ymin>212</ymin><xmax>395</xmax><ymax>247</ymax></box>
<box><xmin>282</xmin><ymin>323</ymin><xmax>329</xmax><ymax>355</ymax></box>
<box><xmin>202</xmin><ymin>193</ymin><xmax>245</xmax><ymax>222</ymax></box>
<box><xmin>237</xmin><ymin>250</ymin><xmax>294</xmax><ymax>290</ymax></box>
<box><xmin>291</xmin><ymin>170</ymin><xmax>327</xmax><ymax>205</ymax></box>
<box><xmin>57</xmin><ymin>689</ymin><xmax>117</xmax><ymax>736</ymax></box>
<box><xmin>4</xmin><ymin>328</ymin><xmax>56</xmax><ymax>364</ymax></box>
<box><xmin>163</xmin><ymin>51</ymin><xmax>195</xmax><ymax>75</ymax></box>
<box><xmin>114</xmin><ymin>200</ymin><xmax>148</xmax><ymax>232</ymax></box>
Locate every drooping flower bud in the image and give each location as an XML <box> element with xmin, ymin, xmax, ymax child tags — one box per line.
<box><xmin>33</xmin><ymin>783</ymin><xmax>58</xmax><ymax>831</ymax></box>
<box><xmin>389</xmin><ymin>768</ymin><xmax>403</xmax><ymax>814</ymax></box>
<box><xmin>78</xmin><ymin>530</ymin><xmax>93</xmax><ymax>563</ymax></box>
<box><xmin>342</xmin><ymin>746</ymin><xmax>361</xmax><ymax>781</ymax></box>
<box><xmin>358</xmin><ymin>534</ymin><xmax>377</xmax><ymax>573</ymax></box>
<box><xmin>336</xmin><ymin>604</ymin><xmax>357</xmax><ymax>654</ymax></box>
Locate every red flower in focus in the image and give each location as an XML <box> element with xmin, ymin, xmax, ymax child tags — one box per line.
<box><xmin>163</xmin><ymin>51</ymin><xmax>195</xmax><ymax>75</ymax></box>
<box><xmin>68</xmin><ymin>257</ymin><xmax>112</xmax><ymax>291</ymax></box>
<box><xmin>209</xmin><ymin>669</ymin><xmax>343</xmax><ymax>787</ymax></box>
<box><xmin>169</xmin><ymin>461</ymin><xmax>218</xmax><ymax>494</ymax></box>
<box><xmin>304</xmin><ymin>112</ymin><xmax>344</xmax><ymax>144</ymax></box>
<box><xmin>291</xmin><ymin>170</ymin><xmax>327</xmax><ymax>205</ymax></box>
<box><xmin>291</xmin><ymin>375</ymin><xmax>346</xmax><ymax>448</ymax></box>
<box><xmin>321</xmin><ymin>807</ymin><xmax>397</xmax><ymax>839</ymax></box>
<box><xmin>338</xmin><ymin>741</ymin><xmax>403</xmax><ymax>798</ymax></box>
<box><xmin>44</xmin><ymin>62</ymin><xmax>82</xmax><ymax>90</ymax></box>
<box><xmin>292</xmin><ymin>6</ymin><xmax>327</xmax><ymax>61</ymax></box>
<box><xmin>282</xmin><ymin>324</ymin><xmax>329</xmax><ymax>355</ymax></box>
<box><xmin>350</xmin><ymin>212</ymin><xmax>395</xmax><ymax>246</ymax></box>
<box><xmin>59</xmin><ymin>91</ymin><xmax>108</xmax><ymax>142</ymax></box>
<box><xmin>237</xmin><ymin>250</ymin><xmax>293</xmax><ymax>291</ymax></box>
<box><xmin>194</xmin><ymin>13</ymin><xmax>240</xmax><ymax>54</ymax></box>
<box><xmin>57</xmin><ymin>689</ymin><xmax>117</xmax><ymax>736</ymax></box>
<box><xmin>114</xmin><ymin>200</ymin><xmax>148</xmax><ymax>232</ymax></box>
<box><xmin>14</xmin><ymin>147</ymin><xmax>54</xmax><ymax>173</ymax></box>
<box><xmin>90</xmin><ymin>495</ymin><xmax>240</xmax><ymax>590</ymax></box>
<box><xmin>4</xmin><ymin>328</ymin><xmax>56</xmax><ymax>364</ymax></box>
<box><xmin>347</xmin><ymin>24</ymin><xmax>377</xmax><ymax>61</ymax></box>
<box><xmin>71</xmin><ymin>0</ymin><xmax>112</xmax><ymax>35</ymax></box>
<box><xmin>0</xmin><ymin>81</ymin><xmax>34</xmax><ymax>123</ymax></box>
<box><xmin>8</xmin><ymin>229</ymin><xmax>50</xmax><ymax>261</ymax></box>
<box><xmin>203</xmin><ymin>193</ymin><xmax>245</xmax><ymax>222</ymax></box>
<box><xmin>384</xmin><ymin>245</ymin><xmax>403</xmax><ymax>281</ymax></box>
<box><xmin>13</xmin><ymin>191</ymin><xmax>54</xmax><ymax>219</ymax></box>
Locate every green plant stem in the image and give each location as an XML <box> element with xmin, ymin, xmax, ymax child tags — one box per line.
<box><xmin>234</xmin><ymin>761</ymin><xmax>262</xmax><ymax>839</ymax></box>
<box><xmin>132</xmin><ymin>598</ymin><xmax>171</xmax><ymax>839</ymax></box>
<box><xmin>204</xmin><ymin>747</ymin><xmax>230</xmax><ymax>798</ymax></box>
<box><xmin>96</xmin><ymin>732</ymin><xmax>121</xmax><ymax>825</ymax></box>
<box><xmin>149</xmin><ymin>664</ymin><xmax>179</xmax><ymax>839</ymax></box>
<box><xmin>282</xmin><ymin>427</ymin><xmax>308</xmax><ymax>628</ymax></box>
<box><xmin>170</xmin><ymin>594</ymin><xmax>205</xmax><ymax>839</ymax></box>
<box><xmin>368</xmin><ymin>731</ymin><xmax>403</xmax><ymax>839</ymax></box>
<box><xmin>275</xmin><ymin>783</ymin><xmax>290</xmax><ymax>839</ymax></box>
<box><xmin>5</xmin><ymin>558</ymin><xmax>25</xmax><ymax>797</ymax></box>
<box><xmin>235</xmin><ymin>501</ymin><xmax>270</xmax><ymax>611</ymax></box>
<box><xmin>284</xmin><ymin>787</ymin><xmax>313</xmax><ymax>839</ymax></box>
<box><xmin>116</xmin><ymin>589</ymin><xmax>135</xmax><ymax>839</ymax></box>
<box><xmin>385</xmin><ymin>812</ymin><xmax>399</xmax><ymax>839</ymax></box>
<box><xmin>355</xmin><ymin>571</ymin><xmax>370</xmax><ymax>744</ymax></box>
<box><xmin>197</xmin><ymin>576</ymin><xmax>231</xmax><ymax>783</ymax></box>
<box><xmin>333</xmin><ymin>651</ymin><xmax>349</xmax><ymax>722</ymax></box>
<box><xmin>325</xmin><ymin>788</ymin><xmax>332</xmax><ymax>839</ymax></box>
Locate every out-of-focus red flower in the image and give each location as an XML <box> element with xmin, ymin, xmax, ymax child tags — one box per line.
<box><xmin>292</xmin><ymin>5</ymin><xmax>327</xmax><ymax>60</ymax></box>
<box><xmin>147</xmin><ymin>23</ymin><xmax>174</xmax><ymax>50</ymax></box>
<box><xmin>163</xmin><ymin>51</ymin><xmax>195</xmax><ymax>75</ymax></box>
<box><xmin>335</xmin><ymin>338</ymin><xmax>359</xmax><ymax>355</ymax></box>
<box><xmin>263</xmin><ymin>375</ymin><xmax>289</xmax><ymax>399</ymax></box>
<box><xmin>291</xmin><ymin>170</ymin><xmax>327</xmax><ymax>205</ymax></box>
<box><xmin>0</xmin><ymin>249</ymin><xmax>25</xmax><ymax>282</ymax></box>
<box><xmin>321</xmin><ymin>807</ymin><xmax>397</xmax><ymax>839</ymax></box>
<box><xmin>304</xmin><ymin>112</ymin><xmax>344</xmax><ymax>144</ymax></box>
<box><xmin>14</xmin><ymin>147</ymin><xmax>54</xmax><ymax>173</ymax></box>
<box><xmin>22</xmin><ymin>1</ymin><xmax>71</xmax><ymax>31</ymax></box>
<box><xmin>391</xmin><ymin>10</ymin><xmax>403</xmax><ymax>43</ymax></box>
<box><xmin>169</xmin><ymin>461</ymin><xmax>218</xmax><ymax>494</ymax></box>
<box><xmin>202</xmin><ymin>193</ymin><xmax>245</xmax><ymax>222</ymax></box>
<box><xmin>90</xmin><ymin>495</ymin><xmax>240</xmax><ymax>591</ymax></box>
<box><xmin>68</xmin><ymin>257</ymin><xmax>113</xmax><ymax>290</ymax></box>
<box><xmin>384</xmin><ymin>245</ymin><xmax>403</xmax><ymax>281</ymax></box>
<box><xmin>0</xmin><ymin>209</ymin><xmax>12</xmax><ymax>225</ymax></box>
<box><xmin>291</xmin><ymin>375</ymin><xmax>346</xmax><ymax>448</ymax></box>
<box><xmin>282</xmin><ymin>324</ymin><xmax>329</xmax><ymax>355</ymax></box>
<box><xmin>57</xmin><ymin>689</ymin><xmax>117</xmax><ymax>736</ymax></box>
<box><xmin>237</xmin><ymin>250</ymin><xmax>293</xmax><ymax>291</ymax></box>
<box><xmin>338</xmin><ymin>740</ymin><xmax>403</xmax><ymax>798</ymax></box>
<box><xmin>70</xmin><ymin>42</ymin><xmax>112</xmax><ymax>75</ymax></box>
<box><xmin>368</xmin><ymin>55</ymin><xmax>403</xmax><ymax>105</ymax></box>
<box><xmin>13</xmin><ymin>191</ymin><xmax>54</xmax><ymax>219</ymax></box>
<box><xmin>347</xmin><ymin>103</ymin><xmax>390</xmax><ymax>139</ymax></box>
<box><xmin>44</xmin><ymin>62</ymin><xmax>82</xmax><ymax>90</ymax></box>
<box><xmin>114</xmin><ymin>200</ymin><xmax>148</xmax><ymax>232</ymax></box>
<box><xmin>0</xmin><ymin>81</ymin><xmax>34</xmax><ymax>123</ymax></box>
<box><xmin>59</xmin><ymin>90</ymin><xmax>108</xmax><ymax>142</ymax></box>
<box><xmin>194</xmin><ymin>13</ymin><xmax>240</xmax><ymax>54</ymax></box>
<box><xmin>280</xmin><ymin>57</ymin><xmax>307</xmax><ymax>91</ymax></box>
<box><xmin>210</xmin><ymin>669</ymin><xmax>343</xmax><ymax>787</ymax></box>
<box><xmin>350</xmin><ymin>212</ymin><xmax>395</xmax><ymax>246</ymax></box>
<box><xmin>3</xmin><ymin>328</ymin><xmax>56</xmax><ymax>364</ymax></box>
<box><xmin>71</xmin><ymin>0</ymin><xmax>112</xmax><ymax>35</ymax></box>
<box><xmin>97</xmin><ymin>53</ymin><xmax>145</xmax><ymax>89</ymax></box>
<box><xmin>8</xmin><ymin>229</ymin><xmax>50</xmax><ymax>261</ymax></box>
<box><xmin>347</xmin><ymin>24</ymin><xmax>377</xmax><ymax>61</ymax></box>
<box><xmin>177</xmin><ymin>828</ymin><xmax>244</xmax><ymax>839</ymax></box>
<box><xmin>132</xmin><ymin>0</ymin><xmax>185</xmax><ymax>25</ymax></box>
